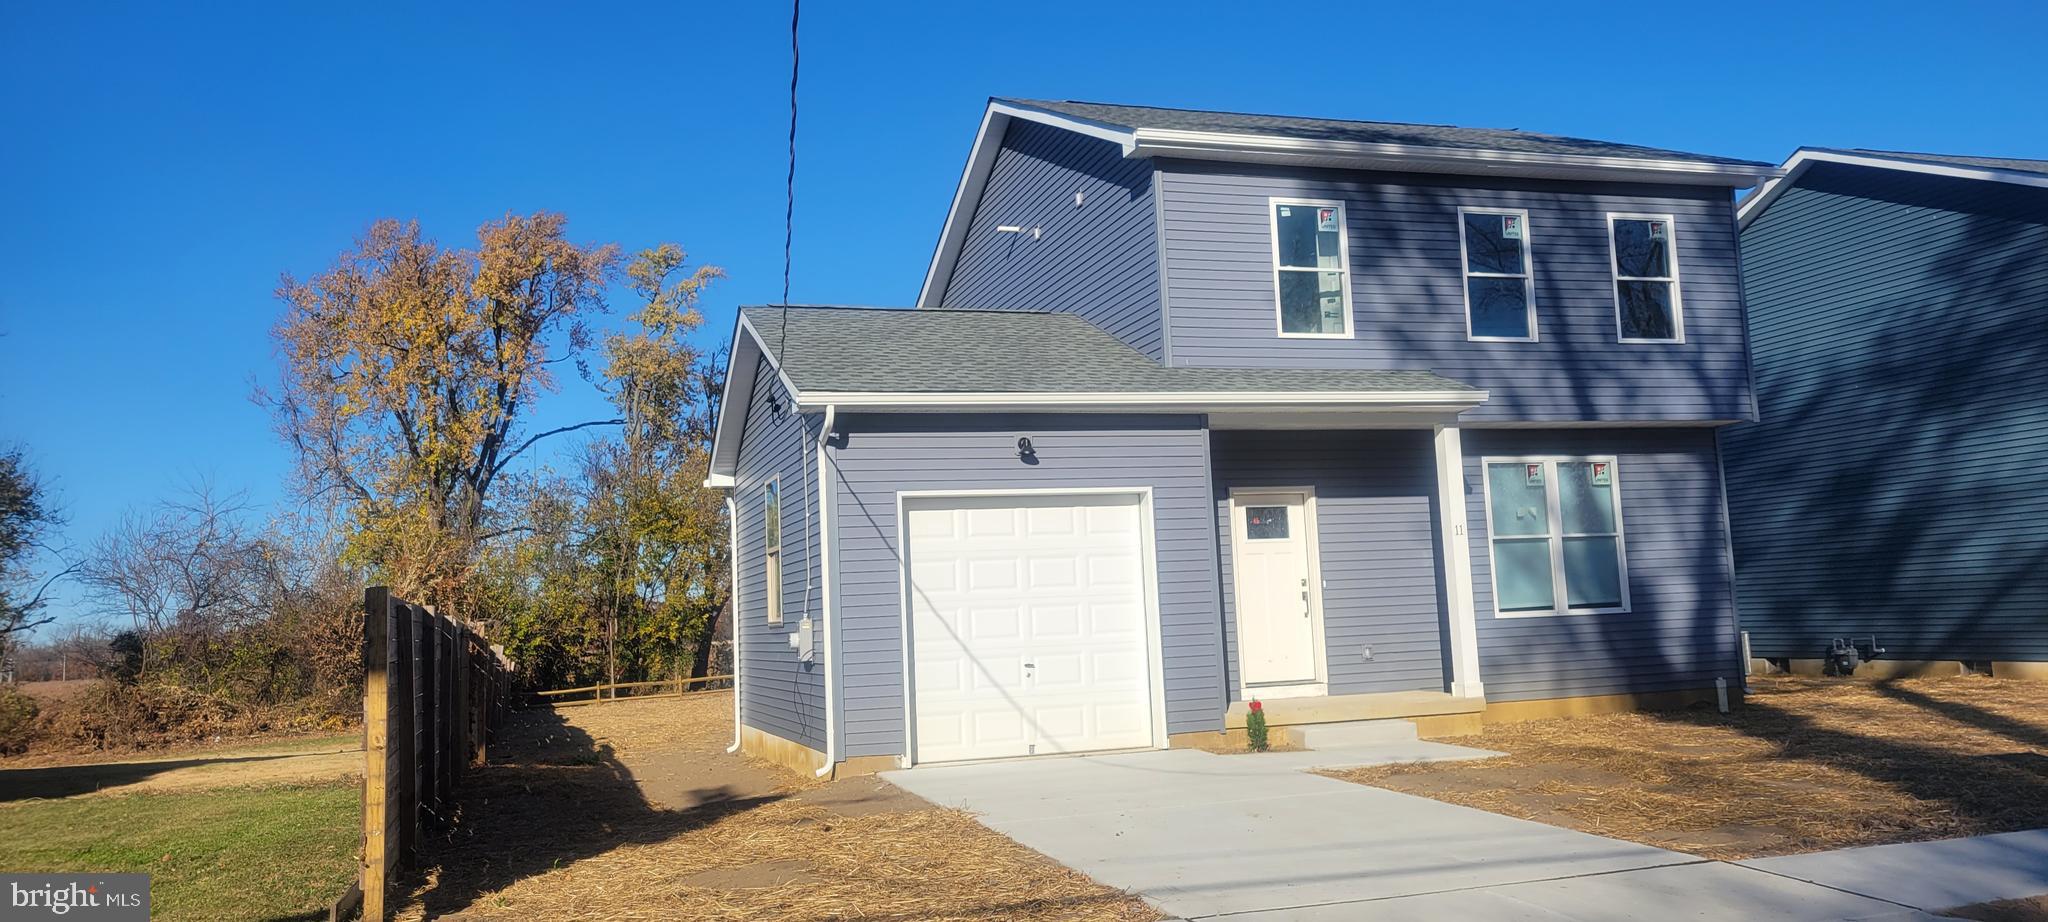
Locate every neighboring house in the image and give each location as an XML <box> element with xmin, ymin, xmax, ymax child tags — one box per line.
<box><xmin>707</xmin><ymin>99</ymin><xmax>1780</xmax><ymax>776</ymax></box>
<box><xmin>1723</xmin><ymin>149</ymin><xmax>2048</xmax><ymax>679</ymax></box>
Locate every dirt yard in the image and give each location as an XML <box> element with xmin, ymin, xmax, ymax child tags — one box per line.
<box><xmin>1332</xmin><ymin>675</ymin><xmax>2048</xmax><ymax>860</ymax></box>
<box><xmin>398</xmin><ymin>691</ymin><xmax>1158</xmax><ymax>921</ymax></box>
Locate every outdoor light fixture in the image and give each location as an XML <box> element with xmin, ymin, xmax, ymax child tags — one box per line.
<box><xmin>1016</xmin><ymin>436</ymin><xmax>1036</xmax><ymax>460</ymax></box>
<box><xmin>995</xmin><ymin>225</ymin><xmax>1041</xmax><ymax>240</ymax></box>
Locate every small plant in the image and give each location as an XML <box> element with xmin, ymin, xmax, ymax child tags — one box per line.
<box><xmin>1246</xmin><ymin>699</ymin><xmax>1269</xmax><ymax>752</ymax></box>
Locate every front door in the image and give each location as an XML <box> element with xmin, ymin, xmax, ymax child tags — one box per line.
<box><xmin>1229</xmin><ymin>491</ymin><xmax>1322</xmax><ymax>691</ymax></box>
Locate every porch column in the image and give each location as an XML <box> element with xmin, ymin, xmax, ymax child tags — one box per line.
<box><xmin>1433</xmin><ymin>424</ymin><xmax>1485</xmax><ymax>699</ymax></box>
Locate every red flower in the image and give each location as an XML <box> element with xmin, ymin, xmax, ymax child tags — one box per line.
<box><xmin>1248</xmin><ymin>700</ymin><xmax>1263</xmax><ymax>712</ymax></box>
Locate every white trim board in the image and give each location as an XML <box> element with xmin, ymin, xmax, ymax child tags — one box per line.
<box><xmin>1738</xmin><ymin>147</ymin><xmax>2048</xmax><ymax>229</ymax></box>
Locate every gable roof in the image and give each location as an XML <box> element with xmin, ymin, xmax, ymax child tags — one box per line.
<box><xmin>706</xmin><ymin>306</ymin><xmax>1486</xmax><ymax>482</ymax></box>
<box><xmin>1738</xmin><ymin>147</ymin><xmax>2048</xmax><ymax>228</ymax></box>
<box><xmin>919</xmin><ymin>98</ymin><xmax>1779</xmax><ymax>308</ymax></box>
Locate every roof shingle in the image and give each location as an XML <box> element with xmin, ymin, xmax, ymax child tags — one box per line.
<box><xmin>741</xmin><ymin>306</ymin><xmax>1477</xmax><ymax>397</ymax></box>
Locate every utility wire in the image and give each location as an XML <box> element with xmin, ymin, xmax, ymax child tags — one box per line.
<box><xmin>779</xmin><ymin>0</ymin><xmax>799</xmax><ymax>360</ymax></box>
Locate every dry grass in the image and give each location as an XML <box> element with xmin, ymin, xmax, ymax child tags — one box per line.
<box><xmin>398</xmin><ymin>692</ymin><xmax>1159</xmax><ymax>922</ymax></box>
<box><xmin>1331</xmin><ymin>675</ymin><xmax>2048</xmax><ymax>860</ymax></box>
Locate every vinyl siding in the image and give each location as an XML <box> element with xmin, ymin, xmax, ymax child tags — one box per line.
<box><xmin>829</xmin><ymin>414</ymin><xmax>1224</xmax><ymax>757</ymax></box>
<box><xmin>1463</xmin><ymin>429</ymin><xmax>1742</xmax><ymax>700</ymax></box>
<box><xmin>732</xmin><ymin>357</ymin><xmax>827</xmax><ymax>751</ymax></box>
<box><xmin>1159</xmin><ymin>160</ymin><xmax>1752</xmax><ymax>423</ymax></box>
<box><xmin>1212</xmin><ymin>430</ymin><xmax>1448</xmax><ymax>698</ymax></box>
<box><xmin>941</xmin><ymin>119</ymin><xmax>1165</xmax><ymax>360</ymax></box>
<box><xmin>1724</xmin><ymin>164</ymin><xmax>2048</xmax><ymax>662</ymax></box>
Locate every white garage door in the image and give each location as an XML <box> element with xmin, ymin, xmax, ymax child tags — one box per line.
<box><xmin>906</xmin><ymin>492</ymin><xmax>1156</xmax><ymax>764</ymax></box>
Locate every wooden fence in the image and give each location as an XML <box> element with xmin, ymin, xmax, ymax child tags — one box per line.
<box><xmin>530</xmin><ymin>674</ymin><xmax>731</xmax><ymax>707</ymax></box>
<box><xmin>340</xmin><ymin>587</ymin><xmax>510</xmax><ymax>922</ymax></box>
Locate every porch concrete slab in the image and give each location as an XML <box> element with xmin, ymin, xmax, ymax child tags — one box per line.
<box><xmin>885</xmin><ymin>748</ymin><xmax>1684</xmax><ymax>918</ymax></box>
<box><xmin>1740</xmin><ymin>829</ymin><xmax>2048</xmax><ymax>912</ymax></box>
<box><xmin>1223</xmin><ymin>862</ymin><xmax>1939</xmax><ymax>922</ymax></box>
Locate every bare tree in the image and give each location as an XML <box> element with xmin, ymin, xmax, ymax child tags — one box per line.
<box><xmin>78</xmin><ymin>486</ymin><xmax>272</xmax><ymax>678</ymax></box>
<box><xmin>0</xmin><ymin>449</ymin><xmax>74</xmax><ymax>650</ymax></box>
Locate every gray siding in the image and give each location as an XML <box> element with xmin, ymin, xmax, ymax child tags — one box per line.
<box><xmin>1725</xmin><ymin>164</ymin><xmax>2048</xmax><ymax>662</ymax></box>
<box><xmin>1463</xmin><ymin>429</ymin><xmax>1742</xmax><ymax>700</ymax></box>
<box><xmin>830</xmin><ymin>414</ymin><xmax>1225</xmax><ymax>756</ymax></box>
<box><xmin>942</xmin><ymin>119</ymin><xmax>1165</xmax><ymax>360</ymax></box>
<box><xmin>1159</xmin><ymin>160</ymin><xmax>1752</xmax><ymax>423</ymax></box>
<box><xmin>1212</xmin><ymin>430</ymin><xmax>1447</xmax><ymax>698</ymax></box>
<box><xmin>732</xmin><ymin>357</ymin><xmax>827</xmax><ymax>751</ymax></box>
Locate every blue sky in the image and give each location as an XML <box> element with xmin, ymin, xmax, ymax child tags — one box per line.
<box><xmin>3</xmin><ymin>1</ymin><xmax>2043</xmax><ymax>622</ymax></box>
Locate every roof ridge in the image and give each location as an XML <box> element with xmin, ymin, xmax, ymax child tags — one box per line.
<box><xmin>1007</xmin><ymin>97</ymin><xmax>1483</xmax><ymax>134</ymax></box>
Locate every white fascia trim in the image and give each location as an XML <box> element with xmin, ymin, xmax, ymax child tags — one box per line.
<box><xmin>707</xmin><ymin>312</ymin><xmax>804</xmax><ymax>480</ymax></box>
<box><xmin>724</xmin><ymin>493</ymin><xmax>742</xmax><ymax>754</ymax></box>
<box><xmin>1739</xmin><ymin>147</ymin><xmax>2048</xmax><ymax>228</ymax></box>
<box><xmin>794</xmin><ymin>389</ymin><xmax>1487</xmax><ymax>412</ymax></box>
<box><xmin>1129</xmin><ymin>128</ymin><xmax>1780</xmax><ymax>187</ymax></box>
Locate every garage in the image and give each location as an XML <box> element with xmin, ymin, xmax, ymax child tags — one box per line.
<box><xmin>904</xmin><ymin>491</ymin><xmax>1159</xmax><ymax>764</ymax></box>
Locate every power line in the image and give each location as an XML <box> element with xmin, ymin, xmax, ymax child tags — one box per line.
<box><xmin>779</xmin><ymin>0</ymin><xmax>799</xmax><ymax>361</ymax></box>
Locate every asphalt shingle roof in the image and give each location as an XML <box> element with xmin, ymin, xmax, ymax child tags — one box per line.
<box><xmin>1003</xmin><ymin>98</ymin><xmax>1774</xmax><ymax>170</ymax></box>
<box><xmin>742</xmin><ymin>306</ymin><xmax>1477</xmax><ymax>397</ymax></box>
<box><xmin>1852</xmin><ymin>149</ymin><xmax>2048</xmax><ymax>177</ymax></box>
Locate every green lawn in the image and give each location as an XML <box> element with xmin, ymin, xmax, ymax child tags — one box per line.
<box><xmin>0</xmin><ymin>782</ymin><xmax>358</xmax><ymax>921</ymax></box>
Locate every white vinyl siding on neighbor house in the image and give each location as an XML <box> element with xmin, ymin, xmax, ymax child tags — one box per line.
<box><xmin>1609</xmin><ymin>214</ymin><xmax>1685</xmax><ymax>343</ymax></box>
<box><xmin>1481</xmin><ymin>457</ymin><xmax>1630</xmax><ymax>617</ymax></box>
<box><xmin>1459</xmin><ymin>208</ymin><xmax>1536</xmax><ymax>342</ymax></box>
<box><xmin>1268</xmin><ymin>199</ymin><xmax>1352</xmax><ymax>338</ymax></box>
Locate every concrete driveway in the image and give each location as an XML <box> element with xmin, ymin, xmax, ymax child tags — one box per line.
<box><xmin>883</xmin><ymin>749</ymin><xmax>1937</xmax><ymax>921</ymax></box>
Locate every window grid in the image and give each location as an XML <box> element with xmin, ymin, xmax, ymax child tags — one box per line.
<box><xmin>1481</xmin><ymin>457</ymin><xmax>1632</xmax><ymax>618</ymax></box>
<box><xmin>1458</xmin><ymin>207</ymin><xmax>1537</xmax><ymax>342</ymax></box>
<box><xmin>1607</xmin><ymin>213</ymin><xmax>1685</xmax><ymax>344</ymax></box>
<box><xmin>1267</xmin><ymin>198</ymin><xmax>1354</xmax><ymax>339</ymax></box>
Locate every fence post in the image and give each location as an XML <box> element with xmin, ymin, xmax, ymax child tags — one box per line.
<box><xmin>360</xmin><ymin>588</ymin><xmax>391</xmax><ymax>922</ymax></box>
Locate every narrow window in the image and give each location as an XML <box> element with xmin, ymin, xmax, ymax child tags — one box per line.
<box><xmin>1608</xmin><ymin>215</ymin><xmax>1683</xmax><ymax>342</ymax></box>
<box><xmin>1483</xmin><ymin>458</ymin><xmax>1629</xmax><ymax>616</ymax></box>
<box><xmin>1269</xmin><ymin>200</ymin><xmax>1351</xmax><ymax>337</ymax></box>
<box><xmin>763</xmin><ymin>478</ymin><xmax>783</xmax><ymax>625</ymax></box>
<box><xmin>1459</xmin><ymin>209</ymin><xmax>1535</xmax><ymax>341</ymax></box>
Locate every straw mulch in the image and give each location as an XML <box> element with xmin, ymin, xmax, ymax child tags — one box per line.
<box><xmin>1331</xmin><ymin>675</ymin><xmax>2048</xmax><ymax>860</ymax></box>
<box><xmin>396</xmin><ymin>691</ymin><xmax>1159</xmax><ymax>921</ymax></box>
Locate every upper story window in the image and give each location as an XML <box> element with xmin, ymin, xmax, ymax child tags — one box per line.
<box><xmin>763</xmin><ymin>477</ymin><xmax>783</xmax><ymax>625</ymax></box>
<box><xmin>1608</xmin><ymin>215</ymin><xmax>1684</xmax><ymax>343</ymax></box>
<box><xmin>1268</xmin><ymin>199</ymin><xmax>1351</xmax><ymax>337</ymax></box>
<box><xmin>1459</xmin><ymin>208</ymin><xmax>1536</xmax><ymax>341</ymax></box>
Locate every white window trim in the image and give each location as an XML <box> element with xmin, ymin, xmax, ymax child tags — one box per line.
<box><xmin>1267</xmin><ymin>197</ymin><xmax>1355</xmax><ymax>339</ymax></box>
<box><xmin>1606</xmin><ymin>212</ymin><xmax>1686</xmax><ymax>344</ymax></box>
<box><xmin>1457</xmin><ymin>206</ymin><xmax>1538</xmax><ymax>343</ymax></box>
<box><xmin>763</xmin><ymin>475</ymin><xmax>784</xmax><ymax>625</ymax></box>
<box><xmin>1478</xmin><ymin>456</ymin><xmax>1632</xmax><ymax>618</ymax></box>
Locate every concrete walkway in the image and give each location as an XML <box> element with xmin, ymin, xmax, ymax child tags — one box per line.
<box><xmin>884</xmin><ymin>748</ymin><xmax>1941</xmax><ymax>921</ymax></box>
<box><xmin>1743</xmin><ymin>829</ymin><xmax>2048</xmax><ymax>914</ymax></box>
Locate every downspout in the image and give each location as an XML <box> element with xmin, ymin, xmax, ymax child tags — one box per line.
<box><xmin>726</xmin><ymin>494</ymin><xmax>743</xmax><ymax>754</ymax></box>
<box><xmin>813</xmin><ymin>404</ymin><xmax>839</xmax><ymax>777</ymax></box>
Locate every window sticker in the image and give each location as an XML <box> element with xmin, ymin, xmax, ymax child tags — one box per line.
<box><xmin>1592</xmin><ymin>462</ymin><xmax>1610</xmax><ymax>486</ymax></box>
<box><xmin>1502</xmin><ymin>214</ymin><xmax>1523</xmax><ymax>240</ymax></box>
<box><xmin>1317</xmin><ymin>207</ymin><xmax>1338</xmax><ymax>231</ymax></box>
<box><xmin>1526</xmin><ymin>463</ymin><xmax>1545</xmax><ymax>486</ymax></box>
<box><xmin>1648</xmin><ymin>221</ymin><xmax>1667</xmax><ymax>241</ymax></box>
<box><xmin>1279</xmin><ymin>206</ymin><xmax>1293</xmax><ymax>217</ymax></box>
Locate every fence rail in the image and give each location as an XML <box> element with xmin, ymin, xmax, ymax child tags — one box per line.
<box><xmin>531</xmin><ymin>674</ymin><xmax>731</xmax><ymax>707</ymax></box>
<box><xmin>340</xmin><ymin>587</ymin><xmax>510</xmax><ymax>922</ymax></box>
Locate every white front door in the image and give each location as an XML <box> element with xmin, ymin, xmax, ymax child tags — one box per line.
<box><xmin>906</xmin><ymin>493</ymin><xmax>1157</xmax><ymax>764</ymax></box>
<box><xmin>1230</xmin><ymin>491</ymin><xmax>1322</xmax><ymax>690</ymax></box>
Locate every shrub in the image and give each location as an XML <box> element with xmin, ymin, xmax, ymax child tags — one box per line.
<box><xmin>0</xmin><ymin>687</ymin><xmax>38</xmax><ymax>754</ymax></box>
<box><xmin>1246</xmin><ymin>699</ymin><xmax>1269</xmax><ymax>752</ymax></box>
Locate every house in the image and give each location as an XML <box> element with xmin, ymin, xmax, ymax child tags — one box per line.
<box><xmin>1723</xmin><ymin>149</ymin><xmax>2048</xmax><ymax>680</ymax></box>
<box><xmin>706</xmin><ymin>99</ymin><xmax>1781</xmax><ymax>776</ymax></box>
